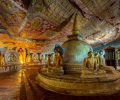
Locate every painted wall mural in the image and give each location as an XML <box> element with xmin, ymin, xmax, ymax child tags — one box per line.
<box><xmin>0</xmin><ymin>0</ymin><xmax>27</xmax><ymax>35</ymax></box>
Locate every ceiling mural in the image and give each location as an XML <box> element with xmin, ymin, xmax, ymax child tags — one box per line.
<box><xmin>0</xmin><ymin>0</ymin><xmax>120</xmax><ymax>53</ymax></box>
<box><xmin>0</xmin><ymin>0</ymin><xmax>27</xmax><ymax>36</ymax></box>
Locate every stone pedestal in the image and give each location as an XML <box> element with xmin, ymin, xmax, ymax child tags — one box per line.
<box><xmin>50</xmin><ymin>67</ymin><xmax>64</xmax><ymax>75</ymax></box>
<box><xmin>36</xmin><ymin>70</ymin><xmax>120</xmax><ymax>96</ymax></box>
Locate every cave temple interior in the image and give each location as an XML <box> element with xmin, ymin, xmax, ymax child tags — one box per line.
<box><xmin>0</xmin><ymin>0</ymin><xmax>120</xmax><ymax>99</ymax></box>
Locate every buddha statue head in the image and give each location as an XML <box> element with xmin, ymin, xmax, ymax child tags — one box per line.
<box><xmin>94</xmin><ymin>52</ymin><xmax>99</xmax><ymax>57</ymax></box>
<box><xmin>88</xmin><ymin>51</ymin><xmax>94</xmax><ymax>58</ymax></box>
<box><xmin>100</xmin><ymin>50</ymin><xmax>105</xmax><ymax>56</ymax></box>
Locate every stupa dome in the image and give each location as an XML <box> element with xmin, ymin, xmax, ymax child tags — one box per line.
<box><xmin>62</xmin><ymin>34</ymin><xmax>92</xmax><ymax>64</ymax></box>
<box><xmin>62</xmin><ymin>14</ymin><xmax>92</xmax><ymax>64</ymax></box>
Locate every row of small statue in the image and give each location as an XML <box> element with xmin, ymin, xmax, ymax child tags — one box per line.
<box><xmin>47</xmin><ymin>44</ymin><xmax>64</xmax><ymax>67</ymax></box>
<box><xmin>47</xmin><ymin>47</ymin><xmax>106</xmax><ymax>69</ymax></box>
<box><xmin>47</xmin><ymin>51</ymin><xmax>63</xmax><ymax>67</ymax></box>
<box><xmin>83</xmin><ymin>50</ymin><xmax>106</xmax><ymax>71</ymax></box>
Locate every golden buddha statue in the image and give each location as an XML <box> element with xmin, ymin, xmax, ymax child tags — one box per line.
<box><xmin>54</xmin><ymin>50</ymin><xmax>63</xmax><ymax>66</ymax></box>
<box><xmin>54</xmin><ymin>51</ymin><xmax>60</xmax><ymax>66</ymax></box>
<box><xmin>83</xmin><ymin>51</ymin><xmax>97</xmax><ymax>71</ymax></box>
<box><xmin>33</xmin><ymin>54</ymin><xmax>37</xmax><ymax>62</ymax></box>
<box><xmin>26</xmin><ymin>53</ymin><xmax>30</xmax><ymax>62</ymax></box>
<box><xmin>18</xmin><ymin>48</ymin><xmax>24</xmax><ymax>64</ymax></box>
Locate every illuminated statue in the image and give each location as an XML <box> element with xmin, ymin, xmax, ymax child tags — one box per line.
<box><xmin>54</xmin><ymin>44</ymin><xmax>64</xmax><ymax>66</ymax></box>
<box><xmin>26</xmin><ymin>54</ymin><xmax>30</xmax><ymax>62</ymax></box>
<box><xmin>18</xmin><ymin>48</ymin><xmax>24</xmax><ymax>64</ymax></box>
<box><xmin>83</xmin><ymin>51</ymin><xmax>97</xmax><ymax>70</ymax></box>
<box><xmin>33</xmin><ymin>54</ymin><xmax>37</xmax><ymax>62</ymax></box>
<box><xmin>54</xmin><ymin>51</ymin><xmax>60</xmax><ymax>66</ymax></box>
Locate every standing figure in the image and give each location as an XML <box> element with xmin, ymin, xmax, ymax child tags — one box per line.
<box><xmin>18</xmin><ymin>48</ymin><xmax>24</xmax><ymax>64</ymax></box>
<box><xmin>54</xmin><ymin>44</ymin><xmax>64</xmax><ymax>66</ymax></box>
<box><xmin>54</xmin><ymin>50</ymin><xmax>61</xmax><ymax>66</ymax></box>
<box><xmin>26</xmin><ymin>53</ymin><xmax>30</xmax><ymax>63</ymax></box>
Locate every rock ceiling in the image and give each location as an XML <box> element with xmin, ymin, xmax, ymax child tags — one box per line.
<box><xmin>0</xmin><ymin>0</ymin><xmax>120</xmax><ymax>53</ymax></box>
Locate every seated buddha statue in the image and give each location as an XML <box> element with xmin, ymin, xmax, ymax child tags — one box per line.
<box><xmin>54</xmin><ymin>50</ymin><xmax>61</xmax><ymax>66</ymax></box>
<box><xmin>83</xmin><ymin>51</ymin><xmax>97</xmax><ymax>71</ymax></box>
<box><xmin>98</xmin><ymin>50</ymin><xmax>116</xmax><ymax>73</ymax></box>
<box><xmin>53</xmin><ymin>44</ymin><xmax>64</xmax><ymax>67</ymax></box>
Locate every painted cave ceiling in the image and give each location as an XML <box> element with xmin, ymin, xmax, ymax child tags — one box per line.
<box><xmin>0</xmin><ymin>0</ymin><xmax>120</xmax><ymax>52</ymax></box>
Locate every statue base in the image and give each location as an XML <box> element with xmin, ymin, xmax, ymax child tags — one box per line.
<box><xmin>36</xmin><ymin>66</ymin><xmax>120</xmax><ymax>96</ymax></box>
<box><xmin>36</xmin><ymin>69</ymin><xmax>120</xmax><ymax>96</ymax></box>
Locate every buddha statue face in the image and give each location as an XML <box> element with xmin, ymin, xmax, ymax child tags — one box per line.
<box><xmin>88</xmin><ymin>51</ymin><xmax>93</xmax><ymax>58</ymax></box>
<box><xmin>94</xmin><ymin>52</ymin><xmax>99</xmax><ymax>57</ymax></box>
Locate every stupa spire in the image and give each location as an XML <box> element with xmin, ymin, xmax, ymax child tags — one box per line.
<box><xmin>72</xmin><ymin>13</ymin><xmax>81</xmax><ymax>35</ymax></box>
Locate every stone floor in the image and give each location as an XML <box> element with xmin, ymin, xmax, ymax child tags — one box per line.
<box><xmin>0</xmin><ymin>66</ymin><xmax>120</xmax><ymax>100</ymax></box>
<box><xmin>0</xmin><ymin>69</ymin><xmax>21</xmax><ymax>100</ymax></box>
